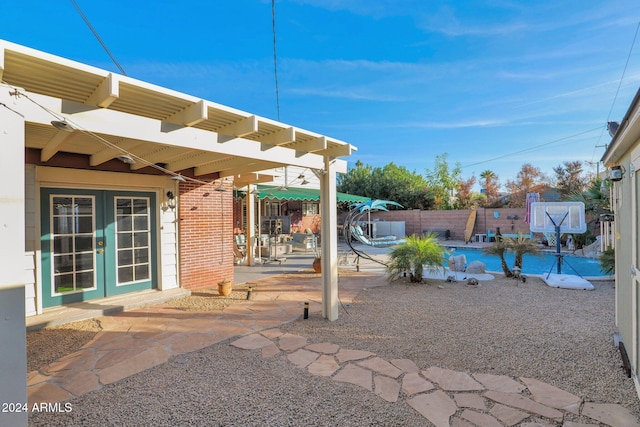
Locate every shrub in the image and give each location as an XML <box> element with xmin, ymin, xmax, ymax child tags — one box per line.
<box><xmin>386</xmin><ymin>234</ymin><xmax>448</xmax><ymax>283</ymax></box>
<box><xmin>599</xmin><ymin>247</ymin><xmax>615</xmax><ymax>275</ymax></box>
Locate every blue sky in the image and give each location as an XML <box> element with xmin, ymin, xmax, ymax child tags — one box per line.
<box><xmin>3</xmin><ymin>1</ymin><xmax>640</xmax><ymax>186</ymax></box>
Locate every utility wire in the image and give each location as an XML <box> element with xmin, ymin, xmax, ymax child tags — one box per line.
<box><xmin>462</xmin><ymin>126</ymin><xmax>602</xmax><ymax>169</ymax></box>
<box><xmin>272</xmin><ymin>0</ymin><xmax>281</xmax><ymax>120</ymax></box>
<box><xmin>70</xmin><ymin>0</ymin><xmax>127</xmax><ymax>76</ymax></box>
<box><xmin>591</xmin><ymin>19</ymin><xmax>640</xmax><ymax>161</ymax></box>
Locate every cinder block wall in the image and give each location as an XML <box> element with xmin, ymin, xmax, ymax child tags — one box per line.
<box><xmin>368</xmin><ymin>207</ymin><xmax>529</xmax><ymax>239</ymax></box>
<box><xmin>179</xmin><ymin>177</ymin><xmax>234</xmax><ymax>290</ymax></box>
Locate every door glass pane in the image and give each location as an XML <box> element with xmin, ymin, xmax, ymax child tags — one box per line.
<box><xmin>117</xmin><ymin>216</ymin><xmax>132</xmax><ymax>231</ymax></box>
<box><xmin>118</xmin><ymin>249</ymin><xmax>133</xmax><ymax>265</ymax></box>
<box><xmin>77</xmin><ymin>217</ymin><xmax>93</xmax><ymax>233</ymax></box>
<box><xmin>118</xmin><ymin>266</ymin><xmax>133</xmax><ymax>283</ymax></box>
<box><xmin>115</xmin><ymin>197</ymin><xmax>151</xmax><ymax>285</ymax></box>
<box><xmin>75</xmin><ymin>236</ymin><xmax>93</xmax><ymax>251</ymax></box>
<box><xmin>135</xmin><ymin>265</ymin><xmax>150</xmax><ymax>280</ymax></box>
<box><xmin>54</xmin><ymin>274</ymin><xmax>74</xmax><ymax>293</ymax></box>
<box><xmin>134</xmin><ymin>216</ymin><xmax>148</xmax><ymax>231</ymax></box>
<box><xmin>54</xmin><ymin>236</ymin><xmax>73</xmax><ymax>253</ymax></box>
<box><xmin>75</xmin><ymin>253</ymin><xmax>94</xmax><ymax>271</ymax></box>
<box><xmin>116</xmin><ymin>199</ymin><xmax>132</xmax><ymax>215</ymax></box>
<box><xmin>134</xmin><ymin>248</ymin><xmax>149</xmax><ymax>264</ymax></box>
<box><xmin>53</xmin><ymin>254</ymin><xmax>74</xmax><ymax>273</ymax></box>
<box><xmin>50</xmin><ymin>194</ymin><xmax>96</xmax><ymax>295</ymax></box>
<box><xmin>133</xmin><ymin>232</ymin><xmax>148</xmax><ymax>247</ymax></box>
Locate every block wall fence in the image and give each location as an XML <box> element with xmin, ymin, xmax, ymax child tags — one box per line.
<box><xmin>361</xmin><ymin>207</ymin><xmax>530</xmax><ymax>240</ymax></box>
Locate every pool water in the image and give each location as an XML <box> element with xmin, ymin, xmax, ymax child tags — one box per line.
<box><xmin>446</xmin><ymin>247</ymin><xmax>606</xmax><ymax>277</ymax></box>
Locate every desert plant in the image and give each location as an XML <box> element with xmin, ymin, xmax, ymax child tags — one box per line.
<box><xmin>483</xmin><ymin>238</ymin><xmax>513</xmax><ymax>277</ymax></box>
<box><xmin>599</xmin><ymin>247</ymin><xmax>615</xmax><ymax>275</ymax></box>
<box><xmin>386</xmin><ymin>234</ymin><xmax>448</xmax><ymax>282</ymax></box>
<box><xmin>505</xmin><ymin>233</ymin><xmax>541</xmax><ymax>270</ymax></box>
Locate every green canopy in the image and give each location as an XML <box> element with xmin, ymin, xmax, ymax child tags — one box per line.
<box><xmin>256</xmin><ymin>185</ymin><xmax>370</xmax><ymax>203</ymax></box>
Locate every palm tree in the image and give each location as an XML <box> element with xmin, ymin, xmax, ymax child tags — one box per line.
<box><xmin>483</xmin><ymin>238</ymin><xmax>512</xmax><ymax>277</ymax></box>
<box><xmin>386</xmin><ymin>234</ymin><xmax>448</xmax><ymax>283</ymax></box>
<box><xmin>506</xmin><ymin>233</ymin><xmax>540</xmax><ymax>269</ymax></box>
<box><xmin>480</xmin><ymin>170</ymin><xmax>499</xmax><ymax>206</ymax></box>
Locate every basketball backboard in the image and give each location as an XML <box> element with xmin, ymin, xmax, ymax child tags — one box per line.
<box><xmin>529</xmin><ymin>202</ymin><xmax>587</xmax><ymax>233</ymax></box>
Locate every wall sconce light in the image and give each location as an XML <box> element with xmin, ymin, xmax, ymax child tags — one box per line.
<box><xmin>166</xmin><ymin>191</ymin><xmax>176</xmax><ymax>210</ymax></box>
<box><xmin>609</xmin><ymin>165</ymin><xmax>625</xmax><ymax>182</ymax></box>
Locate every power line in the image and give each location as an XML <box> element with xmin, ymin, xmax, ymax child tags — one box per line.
<box><xmin>70</xmin><ymin>0</ymin><xmax>127</xmax><ymax>76</ymax></box>
<box><xmin>592</xmin><ymin>19</ymin><xmax>640</xmax><ymax>161</ymax></box>
<box><xmin>272</xmin><ymin>0</ymin><xmax>281</xmax><ymax>120</ymax></box>
<box><xmin>462</xmin><ymin>126</ymin><xmax>602</xmax><ymax>169</ymax></box>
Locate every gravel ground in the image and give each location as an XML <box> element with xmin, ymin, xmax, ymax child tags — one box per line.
<box><xmin>29</xmin><ymin>275</ymin><xmax>640</xmax><ymax>426</ymax></box>
<box><xmin>27</xmin><ymin>319</ymin><xmax>102</xmax><ymax>372</ymax></box>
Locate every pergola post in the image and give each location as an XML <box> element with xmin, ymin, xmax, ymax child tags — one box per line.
<box><xmin>246</xmin><ymin>186</ymin><xmax>256</xmax><ymax>266</ymax></box>
<box><xmin>320</xmin><ymin>157</ymin><xmax>339</xmax><ymax>320</ymax></box>
<box><xmin>0</xmin><ymin>100</ymin><xmax>27</xmax><ymax>427</ymax></box>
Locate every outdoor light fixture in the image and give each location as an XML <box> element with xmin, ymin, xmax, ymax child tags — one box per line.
<box><xmin>171</xmin><ymin>175</ymin><xmax>186</xmax><ymax>183</ymax></box>
<box><xmin>512</xmin><ymin>266</ymin><xmax>521</xmax><ymax>279</ymax></box>
<box><xmin>51</xmin><ymin>119</ymin><xmax>75</xmax><ymax>133</ymax></box>
<box><xmin>600</xmin><ymin>213</ymin><xmax>615</xmax><ymax>222</ymax></box>
<box><xmin>609</xmin><ymin>165</ymin><xmax>625</xmax><ymax>182</ymax></box>
<box><xmin>166</xmin><ymin>191</ymin><xmax>176</xmax><ymax>210</ymax></box>
<box><xmin>117</xmin><ymin>154</ymin><xmax>135</xmax><ymax>165</ymax></box>
<box><xmin>301</xmin><ymin>179</ymin><xmax>310</xmax><ymax>185</ymax></box>
<box><xmin>250</xmin><ymin>188</ymin><xmax>260</xmax><ymax>195</ymax></box>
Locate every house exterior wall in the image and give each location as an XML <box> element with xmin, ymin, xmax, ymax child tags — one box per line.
<box><xmin>25</xmin><ymin>165</ymin><xmax>180</xmax><ymax>315</ymax></box>
<box><xmin>611</xmin><ymin>150</ymin><xmax>638</xmax><ymax>377</ymax></box>
<box><xmin>0</xmin><ymin>102</ymin><xmax>27</xmax><ymax>427</ymax></box>
<box><xmin>178</xmin><ymin>178</ymin><xmax>234</xmax><ymax>290</ymax></box>
<box><xmin>601</xmin><ymin>90</ymin><xmax>640</xmax><ymax>399</ymax></box>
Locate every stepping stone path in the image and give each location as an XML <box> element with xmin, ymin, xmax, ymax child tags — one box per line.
<box><xmin>231</xmin><ymin>329</ymin><xmax>640</xmax><ymax>427</ymax></box>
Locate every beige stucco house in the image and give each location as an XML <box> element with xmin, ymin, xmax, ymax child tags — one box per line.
<box><xmin>601</xmin><ymin>88</ymin><xmax>640</xmax><ymax>399</ymax></box>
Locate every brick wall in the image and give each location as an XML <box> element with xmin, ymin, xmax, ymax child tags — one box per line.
<box><xmin>178</xmin><ymin>177</ymin><xmax>234</xmax><ymax>290</ymax></box>
<box><xmin>368</xmin><ymin>207</ymin><xmax>530</xmax><ymax>239</ymax></box>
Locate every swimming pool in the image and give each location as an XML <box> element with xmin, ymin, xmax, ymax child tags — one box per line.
<box><xmin>446</xmin><ymin>247</ymin><xmax>607</xmax><ymax>277</ymax></box>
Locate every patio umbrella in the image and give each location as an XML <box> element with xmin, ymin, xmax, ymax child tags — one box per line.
<box><xmin>525</xmin><ymin>192</ymin><xmax>539</xmax><ymax>223</ymax></box>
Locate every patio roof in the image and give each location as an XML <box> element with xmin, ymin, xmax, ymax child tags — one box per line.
<box><xmin>256</xmin><ymin>185</ymin><xmax>370</xmax><ymax>202</ymax></box>
<box><xmin>0</xmin><ymin>39</ymin><xmax>354</xmax><ymax>181</ymax></box>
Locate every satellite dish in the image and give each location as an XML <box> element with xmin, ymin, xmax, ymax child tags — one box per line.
<box><xmin>608</xmin><ymin>121</ymin><xmax>620</xmax><ymax>137</ymax></box>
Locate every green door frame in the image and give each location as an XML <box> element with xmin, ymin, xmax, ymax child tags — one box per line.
<box><xmin>41</xmin><ymin>188</ymin><xmax>157</xmax><ymax>308</ymax></box>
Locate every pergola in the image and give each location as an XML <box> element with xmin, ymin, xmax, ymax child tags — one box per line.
<box><xmin>0</xmin><ymin>39</ymin><xmax>355</xmax><ymax>425</ymax></box>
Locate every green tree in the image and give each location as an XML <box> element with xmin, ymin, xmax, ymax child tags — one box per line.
<box><xmin>338</xmin><ymin>161</ymin><xmax>434</xmax><ymax>209</ymax></box>
<box><xmin>553</xmin><ymin>161</ymin><xmax>589</xmax><ymax>199</ymax></box>
<box><xmin>386</xmin><ymin>234</ymin><xmax>448</xmax><ymax>282</ymax></box>
<box><xmin>567</xmin><ymin>177</ymin><xmax>610</xmax><ymax>217</ymax></box>
<box><xmin>425</xmin><ymin>153</ymin><xmax>462</xmax><ymax>210</ymax></box>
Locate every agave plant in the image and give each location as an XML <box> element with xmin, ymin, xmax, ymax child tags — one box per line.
<box><xmin>386</xmin><ymin>234</ymin><xmax>448</xmax><ymax>283</ymax></box>
<box><xmin>483</xmin><ymin>237</ymin><xmax>513</xmax><ymax>277</ymax></box>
